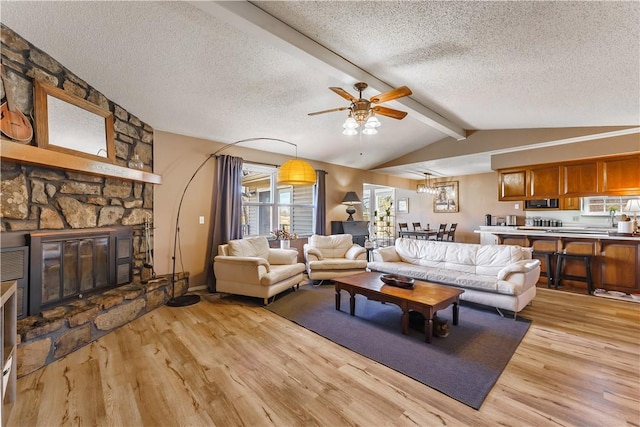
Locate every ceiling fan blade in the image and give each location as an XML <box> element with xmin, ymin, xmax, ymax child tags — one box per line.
<box><xmin>307</xmin><ymin>106</ymin><xmax>349</xmax><ymax>116</ymax></box>
<box><xmin>370</xmin><ymin>86</ymin><xmax>412</xmax><ymax>104</ymax></box>
<box><xmin>372</xmin><ymin>106</ymin><xmax>408</xmax><ymax>120</ymax></box>
<box><xmin>329</xmin><ymin>87</ymin><xmax>357</xmax><ymax>102</ymax></box>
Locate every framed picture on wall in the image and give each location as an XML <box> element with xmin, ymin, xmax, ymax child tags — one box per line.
<box><xmin>397</xmin><ymin>198</ymin><xmax>409</xmax><ymax>213</ymax></box>
<box><xmin>433</xmin><ymin>181</ymin><xmax>459</xmax><ymax>213</ymax></box>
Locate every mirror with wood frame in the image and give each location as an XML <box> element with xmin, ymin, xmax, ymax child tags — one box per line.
<box><xmin>34</xmin><ymin>80</ymin><xmax>115</xmax><ymax>162</ymax></box>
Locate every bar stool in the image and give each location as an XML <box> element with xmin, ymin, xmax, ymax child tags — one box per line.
<box><xmin>555</xmin><ymin>251</ymin><xmax>593</xmax><ymax>294</ymax></box>
<box><xmin>532</xmin><ymin>250</ymin><xmax>555</xmax><ymax>288</ymax></box>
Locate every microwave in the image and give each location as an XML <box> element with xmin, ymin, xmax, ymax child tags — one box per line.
<box><xmin>525</xmin><ymin>199</ymin><xmax>559</xmax><ymax>209</ymax></box>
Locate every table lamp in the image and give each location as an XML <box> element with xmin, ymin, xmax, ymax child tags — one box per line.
<box><xmin>341</xmin><ymin>191</ymin><xmax>362</xmax><ymax>221</ymax></box>
<box><xmin>623</xmin><ymin>198</ymin><xmax>640</xmax><ymax>233</ymax></box>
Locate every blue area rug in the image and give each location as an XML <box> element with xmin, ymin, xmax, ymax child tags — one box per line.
<box><xmin>266</xmin><ymin>284</ymin><xmax>531</xmax><ymax>409</ymax></box>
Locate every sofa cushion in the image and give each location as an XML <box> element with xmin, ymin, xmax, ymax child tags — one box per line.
<box><xmin>308</xmin><ymin>234</ymin><xmax>354</xmax><ymax>258</ymax></box>
<box><xmin>261</xmin><ymin>263</ymin><xmax>305</xmax><ymax>286</ymax></box>
<box><xmin>228</xmin><ymin>236</ymin><xmax>270</xmax><ymax>260</ymax></box>
<box><xmin>475</xmin><ymin>245</ymin><xmax>526</xmax><ymax>276</ymax></box>
<box><xmin>375</xmin><ymin>245</ymin><xmax>401</xmax><ymax>262</ymax></box>
<box><xmin>442</xmin><ymin>244</ymin><xmax>478</xmax><ymax>274</ymax></box>
<box><xmin>367</xmin><ymin>261</ymin><xmax>524</xmax><ymax>295</ymax></box>
<box><xmin>393</xmin><ymin>239</ymin><xmax>530</xmax><ymax>276</ymax></box>
<box><xmin>308</xmin><ymin>258</ymin><xmax>368</xmax><ymax>270</ymax></box>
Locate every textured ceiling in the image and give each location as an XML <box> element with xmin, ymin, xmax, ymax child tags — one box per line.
<box><xmin>1</xmin><ymin>1</ymin><xmax>638</xmax><ymax>178</ymax></box>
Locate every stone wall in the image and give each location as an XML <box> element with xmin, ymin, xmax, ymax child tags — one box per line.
<box><xmin>0</xmin><ymin>24</ymin><xmax>155</xmax><ymax>278</ymax></box>
<box><xmin>16</xmin><ymin>274</ymin><xmax>189</xmax><ymax>378</ymax></box>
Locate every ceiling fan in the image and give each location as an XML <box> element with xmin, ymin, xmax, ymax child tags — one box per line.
<box><xmin>308</xmin><ymin>82</ymin><xmax>412</xmax><ymax>135</ymax></box>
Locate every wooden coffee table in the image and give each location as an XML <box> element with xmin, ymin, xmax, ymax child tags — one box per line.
<box><xmin>334</xmin><ymin>271</ymin><xmax>464</xmax><ymax>343</ymax></box>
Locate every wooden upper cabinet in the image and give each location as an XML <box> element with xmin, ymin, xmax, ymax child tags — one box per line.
<box><xmin>498</xmin><ymin>153</ymin><xmax>640</xmax><ymax>201</ymax></box>
<box><xmin>562</xmin><ymin>161</ymin><xmax>598</xmax><ymax>196</ymax></box>
<box><xmin>599</xmin><ymin>154</ymin><xmax>640</xmax><ymax>195</ymax></box>
<box><xmin>560</xmin><ymin>197</ymin><xmax>581</xmax><ymax>210</ymax></box>
<box><xmin>529</xmin><ymin>166</ymin><xmax>561</xmax><ymax>198</ymax></box>
<box><xmin>499</xmin><ymin>169</ymin><xmax>527</xmax><ymax>200</ymax></box>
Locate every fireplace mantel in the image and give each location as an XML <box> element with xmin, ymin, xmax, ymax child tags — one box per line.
<box><xmin>1</xmin><ymin>139</ymin><xmax>162</xmax><ymax>184</ymax></box>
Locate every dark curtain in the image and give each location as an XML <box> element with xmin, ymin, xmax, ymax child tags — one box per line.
<box><xmin>206</xmin><ymin>155</ymin><xmax>244</xmax><ymax>292</ymax></box>
<box><xmin>314</xmin><ymin>169</ymin><xmax>327</xmax><ymax>235</ymax></box>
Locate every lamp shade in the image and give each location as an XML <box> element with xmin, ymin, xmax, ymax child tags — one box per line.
<box><xmin>277</xmin><ymin>159</ymin><xmax>316</xmax><ymax>186</ymax></box>
<box><xmin>341</xmin><ymin>191</ymin><xmax>362</xmax><ymax>204</ymax></box>
<box><xmin>623</xmin><ymin>199</ymin><xmax>640</xmax><ymax>213</ymax></box>
<box><xmin>341</xmin><ymin>191</ymin><xmax>361</xmax><ymax>221</ymax></box>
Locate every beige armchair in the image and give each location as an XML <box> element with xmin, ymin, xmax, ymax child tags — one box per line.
<box><xmin>214</xmin><ymin>236</ymin><xmax>305</xmax><ymax>304</ymax></box>
<box><xmin>304</xmin><ymin>234</ymin><xmax>368</xmax><ymax>281</ymax></box>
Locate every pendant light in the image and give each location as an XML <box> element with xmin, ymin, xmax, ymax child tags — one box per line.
<box><xmin>276</xmin><ymin>140</ymin><xmax>316</xmax><ymax>186</ymax></box>
<box><xmin>416</xmin><ymin>172</ymin><xmax>438</xmax><ymax>194</ymax></box>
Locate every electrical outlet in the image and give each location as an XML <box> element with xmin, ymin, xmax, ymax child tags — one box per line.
<box><xmin>514</xmin><ymin>203</ymin><xmax>520</xmax><ymax>210</ymax></box>
<box><xmin>199</xmin><ymin>216</ymin><xmax>205</xmax><ymax>224</ymax></box>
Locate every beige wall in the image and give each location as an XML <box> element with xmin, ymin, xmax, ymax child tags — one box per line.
<box><xmin>393</xmin><ymin>173</ymin><xmax>521</xmax><ymax>243</ymax></box>
<box><xmin>154</xmin><ymin>129</ymin><xmax>637</xmax><ymax>289</ymax></box>
<box><xmin>154</xmin><ymin>131</ymin><xmax>417</xmax><ymax>288</ymax></box>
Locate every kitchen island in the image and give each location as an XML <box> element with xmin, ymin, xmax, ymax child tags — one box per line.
<box><xmin>476</xmin><ymin>226</ymin><xmax>640</xmax><ymax>294</ymax></box>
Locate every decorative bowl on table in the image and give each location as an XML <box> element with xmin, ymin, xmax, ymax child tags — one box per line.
<box><xmin>380</xmin><ymin>274</ymin><xmax>415</xmax><ymax>289</ymax></box>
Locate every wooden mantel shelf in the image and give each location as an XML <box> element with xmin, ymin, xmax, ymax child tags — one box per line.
<box><xmin>0</xmin><ymin>140</ymin><xmax>162</xmax><ymax>184</ymax></box>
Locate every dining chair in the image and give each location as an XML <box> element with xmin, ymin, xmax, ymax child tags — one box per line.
<box><xmin>398</xmin><ymin>222</ymin><xmax>412</xmax><ymax>238</ymax></box>
<box><xmin>412</xmin><ymin>222</ymin><xmax>428</xmax><ymax>239</ymax></box>
<box><xmin>430</xmin><ymin>223</ymin><xmax>447</xmax><ymax>241</ymax></box>
<box><xmin>446</xmin><ymin>223</ymin><xmax>457</xmax><ymax>241</ymax></box>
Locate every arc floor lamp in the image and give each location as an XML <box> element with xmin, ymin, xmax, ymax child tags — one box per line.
<box><xmin>168</xmin><ymin>137</ymin><xmax>316</xmax><ymax>307</ymax></box>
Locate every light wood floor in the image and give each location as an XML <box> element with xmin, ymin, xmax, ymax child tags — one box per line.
<box><xmin>8</xmin><ymin>287</ymin><xmax>640</xmax><ymax>427</ymax></box>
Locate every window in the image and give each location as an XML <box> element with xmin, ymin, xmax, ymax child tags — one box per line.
<box><xmin>581</xmin><ymin>195</ymin><xmax>639</xmax><ymax>216</ymax></box>
<box><xmin>241</xmin><ymin>163</ymin><xmax>315</xmax><ymax>237</ymax></box>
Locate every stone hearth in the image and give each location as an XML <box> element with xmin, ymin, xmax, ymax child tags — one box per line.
<box><xmin>16</xmin><ymin>273</ymin><xmax>188</xmax><ymax>378</ymax></box>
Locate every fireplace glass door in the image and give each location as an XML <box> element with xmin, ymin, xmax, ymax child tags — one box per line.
<box><xmin>29</xmin><ymin>227</ymin><xmax>131</xmax><ymax>315</ymax></box>
<box><xmin>41</xmin><ymin>237</ymin><xmax>110</xmax><ymax>306</ymax></box>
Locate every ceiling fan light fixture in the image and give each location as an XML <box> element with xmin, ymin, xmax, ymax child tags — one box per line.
<box><xmin>308</xmin><ymin>81</ymin><xmax>411</xmax><ymax>137</ymax></box>
<box><xmin>343</xmin><ymin>116</ymin><xmax>359</xmax><ymax>129</ymax></box>
<box><xmin>365</xmin><ymin>116</ymin><xmax>381</xmax><ymax>128</ymax></box>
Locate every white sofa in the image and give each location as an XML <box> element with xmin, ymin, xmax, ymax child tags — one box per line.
<box><xmin>214</xmin><ymin>236</ymin><xmax>306</xmax><ymax>304</ymax></box>
<box><xmin>368</xmin><ymin>238</ymin><xmax>540</xmax><ymax>316</ymax></box>
<box><xmin>304</xmin><ymin>234</ymin><xmax>368</xmax><ymax>281</ymax></box>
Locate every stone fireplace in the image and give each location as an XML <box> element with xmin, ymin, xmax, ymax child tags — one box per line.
<box><xmin>0</xmin><ymin>25</ymin><xmax>189</xmax><ymax>378</ymax></box>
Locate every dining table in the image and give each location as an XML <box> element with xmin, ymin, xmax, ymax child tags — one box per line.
<box><xmin>397</xmin><ymin>229</ymin><xmax>437</xmax><ymax>239</ymax></box>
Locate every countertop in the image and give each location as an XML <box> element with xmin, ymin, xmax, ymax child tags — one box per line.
<box><xmin>475</xmin><ymin>226</ymin><xmax>640</xmax><ymax>241</ymax></box>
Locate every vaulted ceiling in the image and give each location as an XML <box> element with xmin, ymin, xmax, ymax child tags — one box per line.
<box><xmin>1</xmin><ymin>1</ymin><xmax>638</xmax><ymax>178</ymax></box>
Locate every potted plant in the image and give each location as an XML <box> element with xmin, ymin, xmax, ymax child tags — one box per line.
<box><xmin>271</xmin><ymin>227</ymin><xmax>298</xmax><ymax>249</ymax></box>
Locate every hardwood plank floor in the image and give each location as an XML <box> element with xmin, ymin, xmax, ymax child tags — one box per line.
<box><xmin>8</xmin><ymin>287</ymin><xmax>640</xmax><ymax>426</ymax></box>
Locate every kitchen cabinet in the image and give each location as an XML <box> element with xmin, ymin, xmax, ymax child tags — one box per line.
<box><xmin>599</xmin><ymin>155</ymin><xmax>640</xmax><ymax>194</ymax></box>
<box><xmin>529</xmin><ymin>165</ymin><xmax>561</xmax><ymax>198</ymax></box>
<box><xmin>498</xmin><ymin>165</ymin><xmax>561</xmax><ymax>200</ymax></box>
<box><xmin>560</xmin><ymin>197</ymin><xmax>581</xmax><ymax>210</ymax></box>
<box><xmin>562</xmin><ymin>161</ymin><xmax>598</xmax><ymax>195</ymax></box>
<box><xmin>498</xmin><ymin>153</ymin><xmax>640</xmax><ymax>201</ymax></box>
<box><xmin>498</xmin><ymin>169</ymin><xmax>527</xmax><ymax>200</ymax></box>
